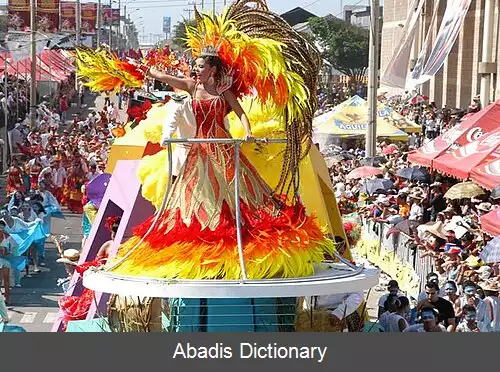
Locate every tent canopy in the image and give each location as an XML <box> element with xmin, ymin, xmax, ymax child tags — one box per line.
<box><xmin>377</xmin><ymin>103</ymin><xmax>421</xmax><ymax>133</ymax></box>
<box><xmin>313</xmin><ymin>95</ymin><xmax>408</xmax><ymax>142</ymax></box>
<box><xmin>481</xmin><ymin>207</ymin><xmax>500</xmax><ymax>237</ymax></box>
<box><xmin>408</xmin><ymin>100</ymin><xmax>500</xmax><ymax>167</ymax></box>
<box><xmin>432</xmin><ymin>127</ymin><xmax>500</xmax><ymax>180</ymax></box>
<box><xmin>470</xmin><ymin>157</ymin><xmax>500</xmax><ymax>190</ymax></box>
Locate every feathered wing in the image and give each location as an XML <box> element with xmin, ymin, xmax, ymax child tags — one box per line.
<box><xmin>191</xmin><ymin>0</ymin><xmax>322</xmax><ymax>200</ymax></box>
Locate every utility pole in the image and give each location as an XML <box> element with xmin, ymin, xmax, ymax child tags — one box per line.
<box><xmin>213</xmin><ymin>0</ymin><xmax>216</xmax><ymax>13</ymax></box>
<box><xmin>118</xmin><ymin>0</ymin><xmax>121</xmax><ymax>52</ymax></box>
<box><xmin>30</xmin><ymin>0</ymin><xmax>37</xmax><ymax>130</ymax></box>
<box><xmin>184</xmin><ymin>8</ymin><xmax>194</xmax><ymax>21</ymax></box>
<box><xmin>97</xmin><ymin>0</ymin><xmax>102</xmax><ymax>46</ymax></box>
<box><xmin>109</xmin><ymin>0</ymin><xmax>113</xmax><ymax>50</ymax></box>
<box><xmin>365</xmin><ymin>0</ymin><xmax>380</xmax><ymax>158</ymax></box>
<box><xmin>76</xmin><ymin>0</ymin><xmax>81</xmax><ymax>110</ymax></box>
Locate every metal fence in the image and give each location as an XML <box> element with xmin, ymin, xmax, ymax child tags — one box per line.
<box><xmin>361</xmin><ymin>219</ymin><xmax>434</xmax><ymax>295</ymax></box>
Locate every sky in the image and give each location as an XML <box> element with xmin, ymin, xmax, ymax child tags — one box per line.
<box><xmin>117</xmin><ymin>0</ymin><xmax>371</xmax><ymax>38</ymax></box>
<box><xmin>0</xmin><ymin>0</ymin><xmax>372</xmax><ymax>40</ymax></box>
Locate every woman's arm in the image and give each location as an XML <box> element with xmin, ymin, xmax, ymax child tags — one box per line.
<box><xmin>223</xmin><ymin>90</ymin><xmax>252</xmax><ymax>137</ymax></box>
<box><xmin>144</xmin><ymin>68</ymin><xmax>195</xmax><ymax>94</ymax></box>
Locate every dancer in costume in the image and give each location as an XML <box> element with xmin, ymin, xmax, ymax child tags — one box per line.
<box><xmin>77</xmin><ymin>1</ymin><xmax>331</xmax><ymax>280</ymax></box>
<box><xmin>58</xmin><ymin>217</ymin><xmax>121</xmax><ymax>331</ymax></box>
<box><xmin>6</xmin><ymin>157</ymin><xmax>25</xmax><ymax>195</ymax></box>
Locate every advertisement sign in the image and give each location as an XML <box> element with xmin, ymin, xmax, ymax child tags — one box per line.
<box><xmin>81</xmin><ymin>2</ymin><xmax>97</xmax><ymax>34</ymax></box>
<box><xmin>36</xmin><ymin>0</ymin><xmax>60</xmax><ymax>33</ymax></box>
<box><xmin>408</xmin><ymin>0</ymin><xmax>473</xmax><ymax>86</ymax></box>
<box><xmin>163</xmin><ymin>16</ymin><xmax>171</xmax><ymax>34</ymax></box>
<box><xmin>60</xmin><ymin>1</ymin><xmax>76</xmax><ymax>32</ymax></box>
<box><xmin>8</xmin><ymin>0</ymin><xmax>31</xmax><ymax>32</ymax></box>
<box><xmin>111</xmin><ymin>8</ymin><xmax>120</xmax><ymax>25</ymax></box>
<box><xmin>102</xmin><ymin>4</ymin><xmax>112</xmax><ymax>25</ymax></box>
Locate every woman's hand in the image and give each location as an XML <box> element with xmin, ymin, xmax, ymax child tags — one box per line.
<box><xmin>244</xmin><ymin>132</ymin><xmax>255</xmax><ymax>142</ymax></box>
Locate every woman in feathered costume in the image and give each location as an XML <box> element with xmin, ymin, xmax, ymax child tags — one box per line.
<box><xmin>77</xmin><ymin>0</ymin><xmax>334</xmax><ymax>280</ymax></box>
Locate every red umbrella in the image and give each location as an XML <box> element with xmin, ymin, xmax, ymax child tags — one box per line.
<box><xmin>346</xmin><ymin>166</ymin><xmax>383</xmax><ymax>179</ymax></box>
<box><xmin>382</xmin><ymin>144</ymin><xmax>399</xmax><ymax>155</ymax></box>
<box><xmin>409</xmin><ymin>94</ymin><xmax>429</xmax><ymax>105</ymax></box>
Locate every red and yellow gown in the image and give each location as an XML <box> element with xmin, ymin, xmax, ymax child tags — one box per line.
<box><xmin>111</xmin><ymin>96</ymin><xmax>335</xmax><ymax>280</ymax></box>
<box><xmin>6</xmin><ymin>165</ymin><xmax>25</xmax><ymax>194</ymax></box>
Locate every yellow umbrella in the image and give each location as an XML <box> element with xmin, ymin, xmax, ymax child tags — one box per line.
<box><xmin>444</xmin><ymin>182</ymin><xmax>486</xmax><ymax>200</ymax></box>
<box><xmin>313</xmin><ymin>95</ymin><xmax>408</xmax><ymax>141</ymax></box>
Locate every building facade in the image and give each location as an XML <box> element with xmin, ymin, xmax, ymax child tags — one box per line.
<box><xmin>381</xmin><ymin>0</ymin><xmax>499</xmax><ymax>110</ymax></box>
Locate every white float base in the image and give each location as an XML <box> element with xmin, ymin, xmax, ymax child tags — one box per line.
<box><xmin>83</xmin><ymin>263</ymin><xmax>379</xmax><ymax>298</ymax></box>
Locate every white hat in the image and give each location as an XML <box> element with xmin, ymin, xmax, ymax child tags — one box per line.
<box><xmin>475</xmin><ymin>266</ymin><xmax>493</xmax><ymax>280</ymax></box>
<box><xmin>477</xmin><ymin>202</ymin><xmax>493</xmax><ymax>212</ymax></box>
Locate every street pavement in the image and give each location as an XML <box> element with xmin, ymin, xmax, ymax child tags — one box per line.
<box><xmin>3</xmin><ymin>210</ymin><xmax>83</xmax><ymax>332</ymax></box>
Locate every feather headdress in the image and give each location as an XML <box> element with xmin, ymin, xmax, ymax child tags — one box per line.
<box><xmin>188</xmin><ymin>0</ymin><xmax>321</xmax><ymax>200</ymax></box>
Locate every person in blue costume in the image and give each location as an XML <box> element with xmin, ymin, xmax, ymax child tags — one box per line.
<box><xmin>0</xmin><ymin>208</ymin><xmax>49</xmax><ymax>275</ymax></box>
<box><xmin>7</xmin><ymin>191</ymin><xmax>25</xmax><ymax>212</ymax></box>
<box><xmin>0</xmin><ymin>220</ymin><xmax>26</xmax><ymax>288</ymax></box>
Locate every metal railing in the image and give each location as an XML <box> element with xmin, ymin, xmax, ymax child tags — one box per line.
<box><xmin>104</xmin><ymin>137</ymin><xmax>367</xmax><ymax>283</ymax></box>
<box><xmin>361</xmin><ymin>219</ymin><xmax>434</xmax><ymax>295</ymax></box>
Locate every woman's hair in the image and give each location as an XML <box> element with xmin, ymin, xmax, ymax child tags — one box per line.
<box><xmin>199</xmin><ymin>55</ymin><xmax>224</xmax><ymax>83</ymax></box>
<box><xmin>396</xmin><ymin>296</ymin><xmax>409</xmax><ymax>311</ymax></box>
<box><xmin>32</xmin><ymin>202</ymin><xmax>46</xmax><ymax>214</ymax></box>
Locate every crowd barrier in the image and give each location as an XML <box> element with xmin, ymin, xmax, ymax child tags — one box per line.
<box><xmin>355</xmin><ymin>219</ymin><xmax>434</xmax><ymax>299</ymax></box>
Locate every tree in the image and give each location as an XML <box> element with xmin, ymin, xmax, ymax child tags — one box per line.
<box><xmin>308</xmin><ymin>16</ymin><xmax>369</xmax><ymax>81</ymax></box>
<box><xmin>172</xmin><ymin>18</ymin><xmax>196</xmax><ymax>50</ymax></box>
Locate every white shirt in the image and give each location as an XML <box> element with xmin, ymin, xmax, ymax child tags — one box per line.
<box><xmin>409</xmin><ymin>203</ymin><xmax>423</xmax><ymax>221</ymax></box>
<box><xmin>52</xmin><ymin>167</ymin><xmax>67</xmax><ymax>188</ymax></box>
<box><xmin>302</xmin><ymin>292</ymin><xmax>364</xmax><ymax>320</ymax></box>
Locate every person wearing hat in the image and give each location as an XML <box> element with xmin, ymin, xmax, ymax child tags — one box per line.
<box><xmin>408</xmin><ymin>191</ymin><xmax>424</xmax><ymax>223</ymax></box>
<box><xmin>428</xmin><ymin>182</ymin><xmax>446</xmax><ymax>221</ymax></box>
<box><xmin>56</xmin><ymin>249</ymin><xmax>80</xmax><ymax>277</ymax></box>
<box><xmin>377</xmin><ymin>280</ymin><xmax>404</xmax><ymax>317</ymax></box>
<box><xmin>476</xmin><ymin>280</ymin><xmax>500</xmax><ymax>332</ymax></box>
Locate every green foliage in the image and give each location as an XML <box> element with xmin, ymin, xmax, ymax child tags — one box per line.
<box><xmin>308</xmin><ymin>16</ymin><xmax>369</xmax><ymax>79</ymax></box>
<box><xmin>172</xmin><ymin>18</ymin><xmax>196</xmax><ymax>50</ymax></box>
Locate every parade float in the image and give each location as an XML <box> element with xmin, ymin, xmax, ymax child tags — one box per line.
<box><xmin>53</xmin><ymin>0</ymin><xmax>378</xmax><ymax>333</ymax></box>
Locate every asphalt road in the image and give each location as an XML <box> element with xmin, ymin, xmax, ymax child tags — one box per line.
<box><xmin>4</xmin><ymin>210</ymin><xmax>83</xmax><ymax>332</ymax></box>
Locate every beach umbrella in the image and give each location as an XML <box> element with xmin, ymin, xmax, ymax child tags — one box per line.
<box><xmin>409</xmin><ymin>94</ymin><xmax>428</xmax><ymax>105</ymax></box>
<box><xmin>480</xmin><ymin>236</ymin><xmax>500</xmax><ymax>263</ymax></box>
<box><xmin>360</xmin><ymin>179</ymin><xmax>394</xmax><ymax>195</ymax></box>
<box><xmin>491</xmin><ymin>185</ymin><xmax>500</xmax><ymax>200</ymax></box>
<box><xmin>396</xmin><ymin>167</ymin><xmax>430</xmax><ymax>183</ymax></box>
<box><xmin>361</xmin><ymin>156</ymin><xmax>388</xmax><ymax>167</ymax></box>
<box><xmin>444</xmin><ymin>182</ymin><xmax>485</xmax><ymax>200</ymax></box>
<box><xmin>86</xmin><ymin>173</ymin><xmax>111</xmax><ymax>208</ymax></box>
<box><xmin>346</xmin><ymin>166</ymin><xmax>383</xmax><ymax>180</ymax></box>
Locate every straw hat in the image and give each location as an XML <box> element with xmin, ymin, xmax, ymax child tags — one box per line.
<box><xmin>480</xmin><ymin>280</ymin><xmax>499</xmax><ymax>292</ymax></box>
<box><xmin>56</xmin><ymin>249</ymin><xmax>80</xmax><ymax>266</ymax></box>
<box><xmin>477</xmin><ymin>202</ymin><xmax>493</xmax><ymax>213</ymax></box>
<box><xmin>424</xmin><ymin>222</ymin><xmax>447</xmax><ymax>240</ymax></box>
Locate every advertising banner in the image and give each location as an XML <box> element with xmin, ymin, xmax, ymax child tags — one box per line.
<box><xmin>111</xmin><ymin>8</ymin><xmax>120</xmax><ymax>26</ymax></box>
<box><xmin>81</xmin><ymin>2</ymin><xmax>97</xmax><ymax>34</ymax></box>
<box><xmin>8</xmin><ymin>0</ymin><xmax>31</xmax><ymax>32</ymax></box>
<box><xmin>408</xmin><ymin>0</ymin><xmax>473</xmax><ymax>86</ymax></box>
<box><xmin>36</xmin><ymin>0</ymin><xmax>60</xmax><ymax>33</ymax></box>
<box><xmin>380</xmin><ymin>0</ymin><xmax>425</xmax><ymax>89</ymax></box>
<box><xmin>163</xmin><ymin>16</ymin><xmax>171</xmax><ymax>34</ymax></box>
<box><xmin>102</xmin><ymin>4</ymin><xmax>112</xmax><ymax>25</ymax></box>
<box><xmin>60</xmin><ymin>1</ymin><xmax>77</xmax><ymax>32</ymax></box>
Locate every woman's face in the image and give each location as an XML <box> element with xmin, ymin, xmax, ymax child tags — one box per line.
<box><xmin>15</xmin><ymin>192</ymin><xmax>22</xmax><ymax>201</ymax></box>
<box><xmin>33</xmin><ymin>204</ymin><xmax>40</xmax><ymax>213</ymax></box>
<box><xmin>194</xmin><ymin>58</ymin><xmax>215</xmax><ymax>85</ymax></box>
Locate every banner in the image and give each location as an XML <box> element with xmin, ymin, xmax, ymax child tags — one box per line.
<box><xmin>407</xmin><ymin>0</ymin><xmax>442</xmax><ymax>89</ymax></box>
<box><xmin>111</xmin><ymin>8</ymin><xmax>120</xmax><ymax>26</ymax></box>
<box><xmin>37</xmin><ymin>0</ymin><xmax>60</xmax><ymax>33</ymax></box>
<box><xmin>409</xmin><ymin>0</ymin><xmax>473</xmax><ymax>86</ymax></box>
<box><xmin>81</xmin><ymin>3</ymin><xmax>97</xmax><ymax>34</ymax></box>
<box><xmin>8</xmin><ymin>0</ymin><xmax>30</xmax><ymax>32</ymax></box>
<box><xmin>163</xmin><ymin>16</ymin><xmax>171</xmax><ymax>34</ymax></box>
<box><xmin>380</xmin><ymin>0</ymin><xmax>425</xmax><ymax>89</ymax></box>
<box><xmin>60</xmin><ymin>1</ymin><xmax>76</xmax><ymax>32</ymax></box>
<box><xmin>102</xmin><ymin>5</ymin><xmax>112</xmax><ymax>25</ymax></box>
